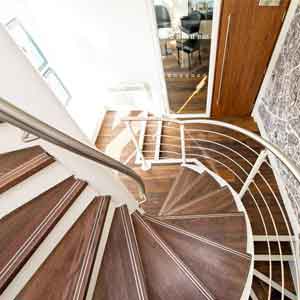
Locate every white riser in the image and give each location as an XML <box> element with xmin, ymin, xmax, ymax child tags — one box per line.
<box><xmin>0</xmin><ymin>186</ymin><xmax>97</xmax><ymax>300</ymax></box>
<box><xmin>0</xmin><ymin>162</ymin><xmax>71</xmax><ymax>219</ymax></box>
<box><xmin>0</xmin><ymin>123</ymin><xmax>40</xmax><ymax>154</ymax></box>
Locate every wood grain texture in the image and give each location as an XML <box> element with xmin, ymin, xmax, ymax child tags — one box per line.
<box><xmin>255</xmin><ymin>261</ymin><xmax>295</xmax><ymax>293</ymax></box>
<box><xmin>0</xmin><ymin>177</ymin><xmax>87</xmax><ymax>294</ymax></box>
<box><xmin>93</xmin><ymin>206</ymin><xmax>149</xmax><ymax>300</ymax></box>
<box><xmin>161</xmin><ymin>171</ymin><xmax>220</xmax><ymax>216</ymax></box>
<box><xmin>132</xmin><ymin>212</ymin><xmax>214</xmax><ymax>300</ymax></box>
<box><xmin>212</xmin><ymin>0</ymin><xmax>291</xmax><ymax>117</ymax></box>
<box><xmin>154</xmin><ymin>212</ymin><xmax>247</xmax><ymax>252</ymax></box>
<box><xmin>159</xmin><ymin>167</ymin><xmax>199</xmax><ymax>215</ymax></box>
<box><xmin>166</xmin><ymin>186</ymin><xmax>237</xmax><ymax>216</ymax></box>
<box><xmin>17</xmin><ymin>196</ymin><xmax>110</xmax><ymax>300</ymax></box>
<box><xmin>96</xmin><ymin>112</ymin><xmax>295</xmax><ymax>297</ymax></box>
<box><xmin>0</xmin><ymin>146</ymin><xmax>54</xmax><ymax>194</ymax></box>
<box><xmin>144</xmin><ymin>215</ymin><xmax>251</xmax><ymax>300</ymax></box>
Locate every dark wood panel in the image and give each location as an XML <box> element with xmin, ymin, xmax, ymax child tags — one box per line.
<box><xmin>212</xmin><ymin>0</ymin><xmax>291</xmax><ymax>117</ymax></box>
<box><xmin>159</xmin><ymin>167</ymin><xmax>199</xmax><ymax>215</ymax></box>
<box><xmin>155</xmin><ymin>212</ymin><xmax>247</xmax><ymax>252</ymax></box>
<box><xmin>17</xmin><ymin>196</ymin><xmax>110</xmax><ymax>300</ymax></box>
<box><xmin>0</xmin><ymin>146</ymin><xmax>54</xmax><ymax>193</ymax></box>
<box><xmin>161</xmin><ymin>171</ymin><xmax>220</xmax><ymax>216</ymax></box>
<box><xmin>93</xmin><ymin>206</ymin><xmax>149</xmax><ymax>300</ymax></box>
<box><xmin>0</xmin><ymin>177</ymin><xmax>87</xmax><ymax>293</ymax></box>
<box><xmin>145</xmin><ymin>215</ymin><xmax>251</xmax><ymax>300</ymax></box>
<box><xmin>132</xmin><ymin>212</ymin><xmax>212</xmax><ymax>300</ymax></box>
<box><xmin>167</xmin><ymin>186</ymin><xmax>237</xmax><ymax>216</ymax></box>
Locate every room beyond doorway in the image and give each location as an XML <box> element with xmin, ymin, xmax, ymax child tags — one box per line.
<box><xmin>153</xmin><ymin>0</ymin><xmax>220</xmax><ymax>117</ymax></box>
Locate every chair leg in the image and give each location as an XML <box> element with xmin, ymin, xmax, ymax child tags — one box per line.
<box><xmin>188</xmin><ymin>53</ymin><xmax>191</xmax><ymax>71</ymax></box>
<box><xmin>165</xmin><ymin>40</ymin><xmax>168</xmax><ymax>56</ymax></box>
<box><xmin>177</xmin><ymin>48</ymin><xmax>181</xmax><ymax>66</ymax></box>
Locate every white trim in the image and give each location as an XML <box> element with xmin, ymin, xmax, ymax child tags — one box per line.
<box><xmin>136</xmin><ymin>111</ymin><xmax>148</xmax><ymax>163</ymax></box>
<box><xmin>250</xmin><ymin>289</ymin><xmax>259</xmax><ymax>300</ymax></box>
<box><xmin>182</xmin><ymin>162</ymin><xmax>254</xmax><ymax>300</ymax></box>
<box><xmin>252</xmin><ymin>0</ymin><xmax>299</xmax><ymax>117</ymax></box>
<box><xmin>91</xmin><ymin>107</ymin><xmax>107</xmax><ymax>145</ymax></box>
<box><xmin>253</xmin><ymin>269</ymin><xmax>297</xmax><ymax>300</ymax></box>
<box><xmin>167</xmin><ymin>0</ymin><xmax>223</xmax><ymax>119</ymax></box>
<box><xmin>85</xmin><ymin>202</ymin><xmax>116</xmax><ymax>300</ymax></box>
<box><xmin>254</xmin><ymin>255</ymin><xmax>294</xmax><ymax>261</ymax></box>
<box><xmin>144</xmin><ymin>0</ymin><xmax>170</xmax><ymax>115</ymax></box>
<box><xmin>154</xmin><ymin>121</ymin><xmax>163</xmax><ymax>160</ymax></box>
<box><xmin>206</xmin><ymin>0</ymin><xmax>223</xmax><ymax>117</ymax></box>
<box><xmin>0</xmin><ymin>162</ymin><xmax>71</xmax><ymax>219</ymax></box>
<box><xmin>253</xmin><ymin>112</ymin><xmax>300</xmax><ymax>238</ymax></box>
<box><xmin>0</xmin><ymin>186</ymin><xmax>97</xmax><ymax>300</ymax></box>
<box><xmin>254</xmin><ymin>235</ymin><xmax>295</xmax><ymax>242</ymax></box>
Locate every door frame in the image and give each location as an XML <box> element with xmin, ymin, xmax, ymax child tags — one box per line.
<box><xmin>149</xmin><ymin>0</ymin><xmax>223</xmax><ymax>119</ymax></box>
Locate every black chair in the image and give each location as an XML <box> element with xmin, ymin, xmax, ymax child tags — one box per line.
<box><xmin>177</xmin><ymin>11</ymin><xmax>202</xmax><ymax>70</ymax></box>
<box><xmin>155</xmin><ymin>5</ymin><xmax>172</xmax><ymax>55</ymax></box>
<box><xmin>180</xmin><ymin>11</ymin><xmax>202</xmax><ymax>36</ymax></box>
<box><xmin>176</xmin><ymin>39</ymin><xmax>201</xmax><ymax>70</ymax></box>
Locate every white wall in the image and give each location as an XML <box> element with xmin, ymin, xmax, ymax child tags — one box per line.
<box><xmin>0</xmin><ymin>0</ymin><xmax>167</xmax><ymax>138</ymax></box>
<box><xmin>0</xmin><ymin>24</ymin><xmax>138</xmax><ymax>210</ymax></box>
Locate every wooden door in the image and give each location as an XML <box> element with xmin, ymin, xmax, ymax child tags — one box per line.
<box><xmin>212</xmin><ymin>0</ymin><xmax>290</xmax><ymax>118</ymax></box>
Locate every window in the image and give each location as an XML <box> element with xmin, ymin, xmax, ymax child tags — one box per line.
<box><xmin>6</xmin><ymin>18</ymin><xmax>48</xmax><ymax>72</ymax></box>
<box><xmin>43</xmin><ymin>68</ymin><xmax>71</xmax><ymax>107</ymax></box>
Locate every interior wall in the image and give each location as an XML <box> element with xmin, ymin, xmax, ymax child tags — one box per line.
<box><xmin>256</xmin><ymin>5</ymin><xmax>300</xmax><ymax>224</ymax></box>
<box><xmin>0</xmin><ymin>24</ymin><xmax>138</xmax><ymax>209</ymax></box>
<box><xmin>0</xmin><ymin>0</ymin><xmax>167</xmax><ymax>139</ymax></box>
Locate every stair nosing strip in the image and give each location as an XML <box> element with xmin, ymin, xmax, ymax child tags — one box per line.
<box><xmin>134</xmin><ymin>213</ymin><xmax>216</xmax><ymax>300</ymax></box>
<box><xmin>168</xmin><ymin>186</ymin><xmax>231</xmax><ymax>215</ymax></box>
<box><xmin>163</xmin><ymin>171</ymin><xmax>208</xmax><ymax>213</ymax></box>
<box><xmin>0</xmin><ymin>180</ymin><xmax>84</xmax><ymax>281</ymax></box>
<box><xmin>144</xmin><ymin>215</ymin><xmax>251</xmax><ymax>260</ymax></box>
<box><xmin>73</xmin><ymin>198</ymin><xmax>106</xmax><ymax>300</ymax></box>
<box><xmin>121</xmin><ymin>207</ymin><xmax>147</xmax><ymax>300</ymax></box>
<box><xmin>159</xmin><ymin>168</ymin><xmax>186</xmax><ymax>214</ymax></box>
<box><xmin>0</xmin><ymin>153</ymin><xmax>51</xmax><ymax>183</ymax></box>
<box><xmin>156</xmin><ymin>212</ymin><xmax>244</xmax><ymax>220</ymax></box>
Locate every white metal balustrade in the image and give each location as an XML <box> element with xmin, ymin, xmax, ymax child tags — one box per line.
<box><xmin>124</xmin><ymin>116</ymin><xmax>300</xmax><ymax>300</ymax></box>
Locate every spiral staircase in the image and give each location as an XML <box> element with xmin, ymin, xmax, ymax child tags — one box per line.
<box><xmin>0</xmin><ymin>101</ymin><xmax>299</xmax><ymax>300</ymax></box>
<box><xmin>0</xmin><ymin>143</ymin><xmax>251</xmax><ymax>299</ymax></box>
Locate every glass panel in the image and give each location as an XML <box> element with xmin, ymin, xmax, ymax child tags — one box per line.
<box><xmin>43</xmin><ymin>68</ymin><xmax>71</xmax><ymax>107</ymax></box>
<box><xmin>6</xmin><ymin>18</ymin><xmax>48</xmax><ymax>72</ymax></box>
<box><xmin>154</xmin><ymin>0</ymin><xmax>215</xmax><ymax>115</ymax></box>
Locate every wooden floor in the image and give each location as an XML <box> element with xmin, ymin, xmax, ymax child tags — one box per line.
<box><xmin>162</xmin><ymin>39</ymin><xmax>211</xmax><ymax>114</ymax></box>
<box><xmin>95</xmin><ymin>112</ymin><xmax>296</xmax><ymax>298</ymax></box>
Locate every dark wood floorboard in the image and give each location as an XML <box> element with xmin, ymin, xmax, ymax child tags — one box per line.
<box><xmin>95</xmin><ymin>112</ymin><xmax>295</xmax><ymax>297</ymax></box>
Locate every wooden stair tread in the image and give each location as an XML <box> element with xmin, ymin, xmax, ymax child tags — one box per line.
<box><xmin>166</xmin><ymin>186</ymin><xmax>237</xmax><ymax>216</ymax></box>
<box><xmin>143</xmin><ymin>214</ymin><xmax>251</xmax><ymax>300</ymax></box>
<box><xmin>159</xmin><ymin>167</ymin><xmax>199</xmax><ymax>215</ymax></box>
<box><xmin>160</xmin><ymin>170</ymin><xmax>220</xmax><ymax>216</ymax></box>
<box><xmin>93</xmin><ymin>205</ymin><xmax>149</xmax><ymax>300</ymax></box>
<box><xmin>252</xmin><ymin>277</ymin><xmax>269</xmax><ymax>300</ymax></box>
<box><xmin>154</xmin><ymin>212</ymin><xmax>247</xmax><ymax>253</ymax></box>
<box><xmin>132</xmin><ymin>212</ymin><xmax>214</xmax><ymax>300</ymax></box>
<box><xmin>17</xmin><ymin>196</ymin><xmax>110</xmax><ymax>300</ymax></box>
<box><xmin>255</xmin><ymin>261</ymin><xmax>296</xmax><ymax>294</ymax></box>
<box><xmin>0</xmin><ymin>146</ymin><xmax>54</xmax><ymax>193</ymax></box>
<box><xmin>0</xmin><ymin>177</ymin><xmax>87</xmax><ymax>293</ymax></box>
<box><xmin>254</xmin><ymin>241</ymin><xmax>292</xmax><ymax>255</ymax></box>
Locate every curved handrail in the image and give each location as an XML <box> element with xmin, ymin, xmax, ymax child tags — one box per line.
<box><xmin>124</xmin><ymin>115</ymin><xmax>300</xmax><ymax>298</ymax></box>
<box><xmin>122</xmin><ymin>116</ymin><xmax>300</xmax><ymax>184</ymax></box>
<box><xmin>0</xmin><ymin>97</ymin><xmax>147</xmax><ymax>202</ymax></box>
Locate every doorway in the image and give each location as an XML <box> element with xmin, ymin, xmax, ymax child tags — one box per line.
<box><xmin>153</xmin><ymin>0</ymin><xmax>222</xmax><ymax>117</ymax></box>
